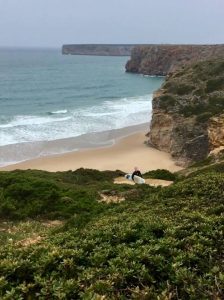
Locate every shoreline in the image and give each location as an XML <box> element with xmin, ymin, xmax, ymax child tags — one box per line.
<box><xmin>0</xmin><ymin>125</ymin><xmax>182</xmax><ymax>173</ymax></box>
<box><xmin>0</xmin><ymin>123</ymin><xmax>149</xmax><ymax>168</ymax></box>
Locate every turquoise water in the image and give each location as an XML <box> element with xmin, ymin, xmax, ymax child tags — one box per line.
<box><xmin>0</xmin><ymin>48</ymin><xmax>165</xmax><ymax>166</ymax></box>
<box><xmin>0</xmin><ymin>48</ymin><xmax>164</xmax><ymax>148</ymax></box>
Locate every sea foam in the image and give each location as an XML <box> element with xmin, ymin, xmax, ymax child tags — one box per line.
<box><xmin>0</xmin><ymin>94</ymin><xmax>152</xmax><ymax>147</ymax></box>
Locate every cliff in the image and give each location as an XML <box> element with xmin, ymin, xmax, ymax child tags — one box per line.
<box><xmin>149</xmin><ymin>57</ymin><xmax>224</xmax><ymax>165</ymax></box>
<box><xmin>62</xmin><ymin>44</ymin><xmax>137</xmax><ymax>56</ymax></box>
<box><xmin>126</xmin><ymin>44</ymin><xmax>224</xmax><ymax>75</ymax></box>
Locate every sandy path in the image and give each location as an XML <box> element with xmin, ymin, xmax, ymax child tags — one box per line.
<box><xmin>114</xmin><ymin>177</ymin><xmax>173</xmax><ymax>187</ymax></box>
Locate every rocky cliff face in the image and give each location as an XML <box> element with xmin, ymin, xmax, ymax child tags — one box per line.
<box><xmin>126</xmin><ymin>45</ymin><xmax>224</xmax><ymax>76</ymax></box>
<box><xmin>208</xmin><ymin>114</ymin><xmax>224</xmax><ymax>156</ymax></box>
<box><xmin>62</xmin><ymin>44</ymin><xmax>136</xmax><ymax>56</ymax></box>
<box><xmin>149</xmin><ymin>58</ymin><xmax>224</xmax><ymax>165</ymax></box>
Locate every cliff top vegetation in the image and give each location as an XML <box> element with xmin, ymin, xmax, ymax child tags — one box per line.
<box><xmin>158</xmin><ymin>58</ymin><xmax>224</xmax><ymax>122</ymax></box>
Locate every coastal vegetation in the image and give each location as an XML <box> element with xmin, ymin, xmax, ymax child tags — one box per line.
<box><xmin>143</xmin><ymin>169</ymin><xmax>177</xmax><ymax>181</ymax></box>
<box><xmin>0</xmin><ymin>165</ymin><xmax>224</xmax><ymax>299</ymax></box>
<box><xmin>149</xmin><ymin>57</ymin><xmax>224</xmax><ymax>164</ymax></box>
<box><xmin>161</xmin><ymin>58</ymin><xmax>224</xmax><ymax>116</ymax></box>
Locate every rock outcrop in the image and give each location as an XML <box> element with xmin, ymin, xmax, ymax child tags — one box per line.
<box><xmin>62</xmin><ymin>44</ymin><xmax>137</xmax><ymax>56</ymax></box>
<box><xmin>126</xmin><ymin>45</ymin><xmax>224</xmax><ymax>76</ymax></box>
<box><xmin>208</xmin><ymin>115</ymin><xmax>224</xmax><ymax>149</ymax></box>
<box><xmin>149</xmin><ymin>58</ymin><xmax>224</xmax><ymax>165</ymax></box>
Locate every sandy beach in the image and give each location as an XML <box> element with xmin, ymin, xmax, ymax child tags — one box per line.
<box><xmin>1</xmin><ymin>130</ymin><xmax>182</xmax><ymax>173</ymax></box>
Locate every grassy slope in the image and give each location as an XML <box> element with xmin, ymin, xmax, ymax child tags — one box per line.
<box><xmin>0</xmin><ymin>167</ymin><xmax>224</xmax><ymax>299</ymax></box>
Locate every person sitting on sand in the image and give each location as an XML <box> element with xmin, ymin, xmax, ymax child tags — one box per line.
<box><xmin>131</xmin><ymin>167</ymin><xmax>142</xmax><ymax>181</ymax></box>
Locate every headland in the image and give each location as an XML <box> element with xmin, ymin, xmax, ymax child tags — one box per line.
<box><xmin>62</xmin><ymin>44</ymin><xmax>137</xmax><ymax>56</ymax></box>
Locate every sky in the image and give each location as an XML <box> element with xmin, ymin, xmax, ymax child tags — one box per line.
<box><xmin>0</xmin><ymin>0</ymin><xmax>223</xmax><ymax>48</ymax></box>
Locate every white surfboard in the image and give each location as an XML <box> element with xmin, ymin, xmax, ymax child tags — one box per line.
<box><xmin>125</xmin><ymin>174</ymin><xmax>145</xmax><ymax>184</ymax></box>
<box><xmin>133</xmin><ymin>175</ymin><xmax>145</xmax><ymax>184</ymax></box>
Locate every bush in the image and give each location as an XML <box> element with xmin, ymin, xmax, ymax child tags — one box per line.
<box><xmin>143</xmin><ymin>169</ymin><xmax>177</xmax><ymax>181</ymax></box>
<box><xmin>208</xmin><ymin>61</ymin><xmax>224</xmax><ymax>76</ymax></box>
<box><xmin>193</xmin><ymin>88</ymin><xmax>205</xmax><ymax>96</ymax></box>
<box><xmin>159</xmin><ymin>94</ymin><xmax>176</xmax><ymax>109</ymax></box>
<box><xmin>208</xmin><ymin>95</ymin><xmax>224</xmax><ymax>114</ymax></box>
<box><xmin>0</xmin><ymin>169</ymin><xmax>224</xmax><ymax>298</ymax></box>
<box><xmin>187</xmin><ymin>161</ymin><xmax>224</xmax><ymax>178</ymax></box>
<box><xmin>180</xmin><ymin>103</ymin><xmax>207</xmax><ymax>117</ymax></box>
<box><xmin>206</xmin><ymin>77</ymin><xmax>224</xmax><ymax>93</ymax></box>
<box><xmin>190</xmin><ymin>156</ymin><xmax>214</xmax><ymax>168</ymax></box>
<box><xmin>164</xmin><ymin>82</ymin><xmax>194</xmax><ymax>95</ymax></box>
<box><xmin>196</xmin><ymin>111</ymin><xmax>213</xmax><ymax>122</ymax></box>
<box><xmin>175</xmin><ymin>84</ymin><xmax>194</xmax><ymax>95</ymax></box>
<box><xmin>0</xmin><ymin>169</ymin><xmax>115</xmax><ymax>220</ymax></box>
<box><xmin>161</xmin><ymin>173</ymin><xmax>224</xmax><ymax>202</ymax></box>
<box><xmin>60</xmin><ymin>168</ymin><xmax>123</xmax><ymax>185</ymax></box>
<box><xmin>180</xmin><ymin>96</ymin><xmax>224</xmax><ymax>118</ymax></box>
<box><xmin>157</xmin><ymin>58</ymin><xmax>224</xmax><ymax>121</ymax></box>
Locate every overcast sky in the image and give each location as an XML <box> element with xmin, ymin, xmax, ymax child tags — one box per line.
<box><xmin>0</xmin><ymin>0</ymin><xmax>223</xmax><ymax>48</ymax></box>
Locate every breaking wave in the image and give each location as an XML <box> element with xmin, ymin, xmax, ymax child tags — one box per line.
<box><xmin>0</xmin><ymin>94</ymin><xmax>152</xmax><ymax>146</ymax></box>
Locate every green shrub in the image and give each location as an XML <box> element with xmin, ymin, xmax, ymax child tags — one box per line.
<box><xmin>187</xmin><ymin>161</ymin><xmax>224</xmax><ymax>178</ymax></box>
<box><xmin>159</xmin><ymin>94</ymin><xmax>176</xmax><ymax>109</ymax></box>
<box><xmin>157</xmin><ymin>58</ymin><xmax>224</xmax><ymax>120</ymax></box>
<box><xmin>208</xmin><ymin>95</ymin><xmax>224</xmax><ymax>113</ymax></box>
<box><xmin>193</xmin><ymin>88</ymin><xmax>205</xmax><ymax>96</ymax></box>
<box><xmin>60</xmin><ymin>168</ymin><xmax>123</xmax><ymax>185</ymax></box>
<box><xmin>206</xmin><ymin>77</ymin><xmax>224</xmax><ymax>93</ymax></box>
<box><xmin>0</xmin><ymin>169</ymin><xmax>224</xmax><ymax>298</ymax></box>
<box><xmin>165</xmin><ymin>82</ymin><xmax>194</xmax><ymax>95</ymax></box>
<box><xmin>196</xmin><ymin>111</ymin><xmax>213</xmax><ymax>122</ymax></box>
<box><xmin>143</xmin><ymin>169</ymin><xmax>177</xmax><ymax>181</ymax></box>
<box><xmin>0</xmin><ymin>169</ymin><xmax>114</xmax><ymax>220</ymax></box>
<box><xmin>180</xmin><ymin>103</ymin><xmax>207</xmax><ymax>117</ymax></box>
<box><xmin>161</xmin><ymin>173</ymin><xmax>224</xmax><ymax>201</ymax></box>
<box><xmin>189</xmin><ymin>156</ymin><xmax>214</xmax><ymax>168</ymax></box>
<box><xmin>175</xmin><ymin>84</ymin><xmax>194</xmax><ymax>95</ymax></box>
<box><xmin>208</xmin><ymin>61</ymin><xmax>224</xmax><ymax>76</ymax></box>
<box><xmin>179</xmin><ymin>95</ymin><xmax>224</xmax><ymax>118</ymax></box>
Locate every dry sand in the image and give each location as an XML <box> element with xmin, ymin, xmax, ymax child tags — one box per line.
<box><xmin>1</xmin><ymin>132</ymin><xmax>182</xmax><ymax>173</ymax></box>
<box><xmin>114</xmin><ymin>177</ymin><xmax>173</xmax><ymax>187</ymax></box>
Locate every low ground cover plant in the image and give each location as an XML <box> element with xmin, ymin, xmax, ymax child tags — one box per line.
<box><xmin>0</xmin><ymin>167</ymin><xmax>223</xmax><ymax>299</ymax></box>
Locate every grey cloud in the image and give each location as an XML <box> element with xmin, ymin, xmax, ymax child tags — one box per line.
<box><xmin>0</xmin><ymin>0</ymin><xmax>223</xmax><ymax>47</ymax></box>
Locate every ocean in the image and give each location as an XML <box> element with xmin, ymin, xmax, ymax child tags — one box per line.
<box><xmin>0</xmin><ymin>48</ymin><xmax>164</xmax><ymax>166</ymax></box>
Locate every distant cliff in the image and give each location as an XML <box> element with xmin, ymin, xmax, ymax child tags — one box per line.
<box><xmin>62</xmin><ymin>44</ymin><xmax>137</xmax><ymax>56</ymax></box>
<box><xmin>149</xmin><ymin>57</ymin><xmax>224</xmax><ymax>166</ymax></box>
<box><xmin>126</xmin><ymin>45</ymin><xmax>224</xmax><ymax>76</ymax></box>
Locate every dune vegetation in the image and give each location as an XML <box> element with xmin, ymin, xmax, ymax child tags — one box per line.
<box><xmin>0</xmin><ymin>164</ymin><xmax>223</xmax><ymax>299</ymax></box>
